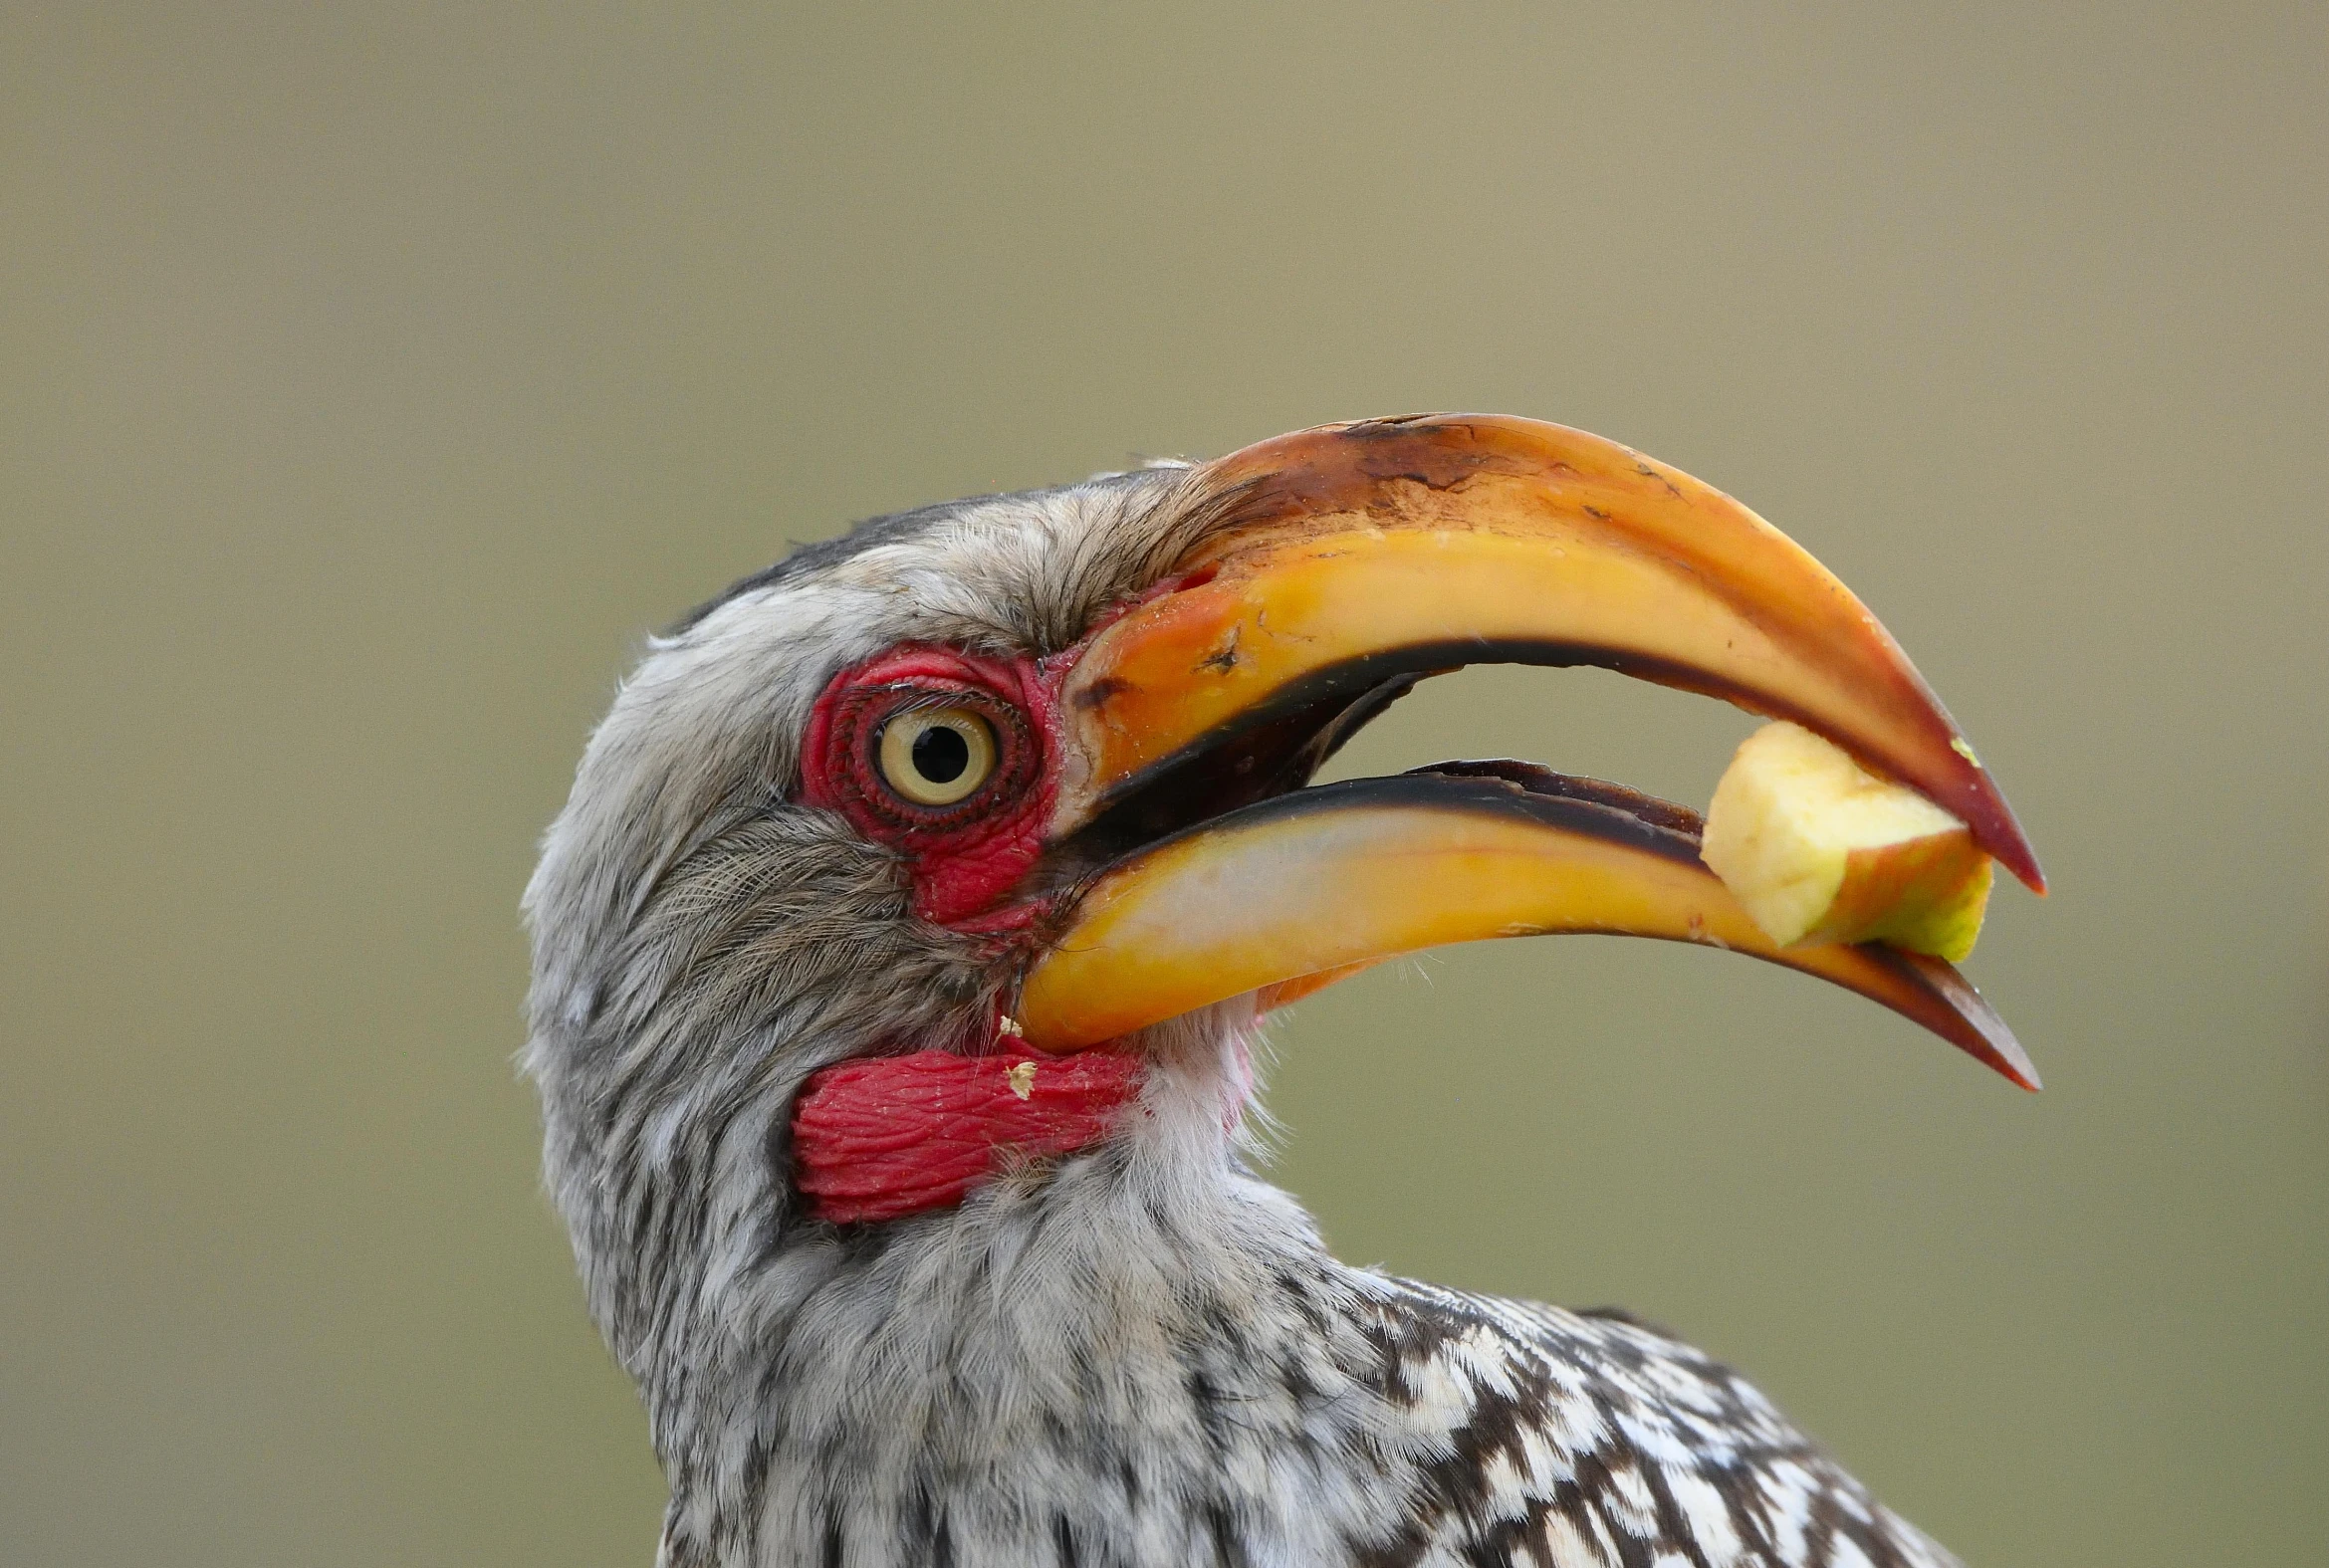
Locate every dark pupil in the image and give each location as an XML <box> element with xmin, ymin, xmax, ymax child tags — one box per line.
<box><xmin>911</xmin><ymin>724</ymin><xmax>971</xmax><ymax>784</ymax></box>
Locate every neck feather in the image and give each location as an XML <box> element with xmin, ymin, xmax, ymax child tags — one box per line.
<box><xmin>637</xmin><ymin>1022</ymin><xmax>1405</xmax><ymax>1565</ymax></box>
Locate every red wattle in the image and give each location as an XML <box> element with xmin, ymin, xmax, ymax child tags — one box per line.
<box><xmin>792</xmin><ymin>1049</ymin><xmax>1145</xmax><ymax>1225</ymax></box>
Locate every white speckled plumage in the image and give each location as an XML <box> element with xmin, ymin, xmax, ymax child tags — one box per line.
<box><xmin>524</xmin><ymin>459</ymin><xmax>1964</xmax><ymax>1568</ymax></box>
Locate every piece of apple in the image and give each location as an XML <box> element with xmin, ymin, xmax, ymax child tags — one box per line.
<box><xmin>1701</xmin><ymin>721</ymin><xmax>1993</xmax><ymax>962</ymax></box>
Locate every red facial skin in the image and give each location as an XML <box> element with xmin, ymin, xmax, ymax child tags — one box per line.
<box><xmin>798</xmin><ymin>645</ymin><xmax>1065</xmax><ymax>930</ymax></box>
<box><xmin>794</xmin><ymin>571</ymin><xmax>1225</xmax><ymax>930</ymax></box>
<box><xmin>794</xmin><ymin>644</ymin><xmax>1145</xmax><ymax>1224</ymax></box>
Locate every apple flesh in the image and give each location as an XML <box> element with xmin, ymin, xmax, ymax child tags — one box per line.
<box><xmin>1702</xmin><ymin>721</ymin><xmax>1993</xmax><ymax>962</ymax></box>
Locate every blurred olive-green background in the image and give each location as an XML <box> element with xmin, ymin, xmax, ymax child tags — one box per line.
<box><xmin>6</xmin><ymin>5</ymin><xmax>2324</xmax><ymax>1564</ymax></box>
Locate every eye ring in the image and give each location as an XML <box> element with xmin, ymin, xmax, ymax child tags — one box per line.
<box><xmin>876</xmin><ymin>706</ymin><xmax>999</xmax><ymax>807</ymax></box>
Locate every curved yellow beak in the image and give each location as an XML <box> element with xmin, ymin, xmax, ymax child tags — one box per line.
<box><xmin>1020</xmin><ymin>415</ymin><xmax>2041</xmax><ymax>1087</ymax></box>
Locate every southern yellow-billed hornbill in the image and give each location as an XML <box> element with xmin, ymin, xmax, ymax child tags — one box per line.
<box><xmin>525</xmin><ymin>415</ymin><xmax>2041</xmax><ymax>1567</ymax></box>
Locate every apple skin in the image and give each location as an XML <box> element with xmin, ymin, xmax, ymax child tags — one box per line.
<box><xmin>1703</xmin><ymin>722</ymin><xmax>1993</xmax><ymax>963</ymax></box>
<box><xmin>1813</xmin><ymin>832</ymin><xmax>1993</xmax><ymax>961</ymax></box>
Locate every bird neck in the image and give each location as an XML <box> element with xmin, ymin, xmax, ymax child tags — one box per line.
<box><xmin>648</xmin><ymin>1027</ymin><xmax>1410</xmax><ymax>1567</ymax></box>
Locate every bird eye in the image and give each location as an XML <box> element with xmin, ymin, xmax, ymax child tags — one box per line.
<box><xmin>877</xmin><ymin>707</ymin><xmax>998</xmax><ymax>806</ymax></box>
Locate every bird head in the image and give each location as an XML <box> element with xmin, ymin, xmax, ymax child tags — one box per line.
<box><xmin>524</xmin><ymin>413</ymin><xmax>2039</xmax><ymax>1397</ymax></box>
